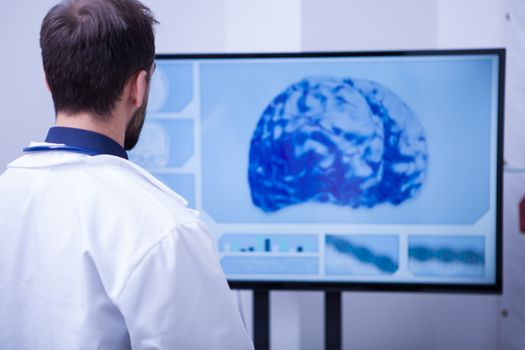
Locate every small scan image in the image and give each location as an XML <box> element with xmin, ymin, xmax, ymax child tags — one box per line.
<box><xmin>408</xmin><ymin>235</ymin><xmax>485</xmax><ymax>277</ymax></box>
<box><xmin>129</xmin><ymin>119</ymin><xmax>194</xmax><ymax>169</ymax></box>
<box><xmin>129</xmin><ymin>121</ymin><xmax>170</xmax><ymax>168</ymax></box>
<box><xmin>325</xmin><ymin>234</ymin><xmax>399</xmax><ymax>275</ymax></box>
<box><xmin>147</xmin><ymin>63</ymin><xmax>193</xmax><ymax>113</ymax></box>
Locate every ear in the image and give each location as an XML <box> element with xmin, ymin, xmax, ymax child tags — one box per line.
<box><xmin>128</xmin><ymin>70</ymin><xmax>148</xmax><ymax>108</ymax></box>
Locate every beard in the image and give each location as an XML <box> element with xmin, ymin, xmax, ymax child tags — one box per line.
<box><xmin>124</xmin><ymin>92</ymin><xmax>149</xmax><ymax>151</ymax></box>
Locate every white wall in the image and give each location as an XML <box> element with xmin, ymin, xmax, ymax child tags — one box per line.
<box><xmin>224</xmin><ymin>0</ymin><xmax>301</xmax><ymax>53</ymax></box>
<box><xmin>501</xmin><ymin>172</ymin><xmax>525</xmax><ymax>350</ymax></box>
<box><xmin>1</xmin><ymin>1</ymin><xmax>523</xmax><ymax>350</ymax></box>
<box><xmin>503</xmin><ymin>0</ymin><xmax>525</xmax><ymax>169</ymax></box>
<box><xmin>0</xmin><ymin>1</ymin><xmax>54</xmax><ymax>170</ymax></box>
<box><xmin>499</xmin><ymin>1</ymin><xmax>525</xmax><ymax>349</ymax></box>
<box><xmin>142</xmin><ymin>0</ymin><xmax>228</xmax><ymax>53</ymax></box>
<box><xmin>302</xmin><ymin>0</ymin><xmax>439</xmax><ymax>51</ymax></box>
<box><xmin>436</xmin><ymin>0</ymin><xmax>505</xmax><ymax>49</ymax></box>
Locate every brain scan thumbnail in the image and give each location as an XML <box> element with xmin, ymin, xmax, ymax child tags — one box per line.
<box><xmin>248</xmin><ymin>76</ymin><xmax>428</xmax><ymax>212</ymax></box>
<box><xmin>129</xmin><ymin>121</ymin><xmax>170</xmax><ymax>168</ymax></box>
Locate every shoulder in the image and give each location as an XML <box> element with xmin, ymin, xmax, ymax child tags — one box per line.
<box><xmin>27</xmin><ymin>154</ymin><xmax>203</xmax><ymax>250</ymax></box>
<box><xmin>4</xmin><ymin>152</ymin><xmax>209</xmax><ymax>300</ymax></box>
<box><xmin>66</xmin><ymin>157</ymin><xmax>205</xmax><ymax>298</ymax></box>
<box><xmin>6</xmin><ymin>151</ymin><xmax>202</xmax><ymax>247</ymax></box>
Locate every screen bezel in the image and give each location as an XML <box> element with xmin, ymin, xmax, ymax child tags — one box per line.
<box><xmin>154</xmin><ymin>49</ymin><xmax>505</xmax><ymax>293</ymax></box>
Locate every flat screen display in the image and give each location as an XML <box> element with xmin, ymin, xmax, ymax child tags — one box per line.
<box><xmin>129</xmin><ymin>50</ymin><xmax>504</xmax><ymax>291</ymax></box>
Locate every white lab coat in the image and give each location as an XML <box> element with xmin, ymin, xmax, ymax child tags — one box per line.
<box><xmin>0</xmin><ymin>144</ymin><xmax>253</xmax><ymax>350</ymax></box>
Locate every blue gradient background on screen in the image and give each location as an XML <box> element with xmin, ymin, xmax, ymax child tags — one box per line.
<box><xmin>200</xmin><ymin>57</ymin><xmax>494</xmax><ymax>225</ymax></box>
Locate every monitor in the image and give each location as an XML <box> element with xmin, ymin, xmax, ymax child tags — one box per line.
<box><xmin>129</xmin><ymin>49</ymin><xmax>504</xmax><ymax>292</ymax></box>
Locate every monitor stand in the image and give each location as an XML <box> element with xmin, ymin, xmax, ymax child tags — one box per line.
<box><xmin>254</xmin><ymin>290</ymin><xmax>270</xmax><ymax>350</ymax></box>
<box><xmin>325</xmin><ymin>291</ymin><xmax>342</xmax><ymax>349</ymax></box>
<box><xmin>253</xmin><ymin>290</ymin><xmax>342</xmax><ymax>350</ymax></box>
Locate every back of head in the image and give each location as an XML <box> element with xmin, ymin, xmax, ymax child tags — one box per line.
<box><xmin>40</xmin><ymin>0</ymin><xmax>157</xmax><ymax>119</ymax></box>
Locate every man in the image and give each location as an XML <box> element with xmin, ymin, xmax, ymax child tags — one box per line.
<box><xmin>0</xmin><ymin>0</ymin><xmax>253</xmax><ymax>349</ymax></box>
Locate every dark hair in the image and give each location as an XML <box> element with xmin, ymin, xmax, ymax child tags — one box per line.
<box><xmin>40</xmin><ymin>0</ymin><xmax>157</xmax><ymax>118</ymax></box>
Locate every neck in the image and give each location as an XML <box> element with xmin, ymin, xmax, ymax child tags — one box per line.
<box><xmin>55</xmin><ymin>111</ymin><xmax>125</xmax><ymax>147</ymax></box>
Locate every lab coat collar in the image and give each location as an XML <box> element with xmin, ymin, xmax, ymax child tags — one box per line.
<box><xmin>45</xmin><ymin>127</ymin><xmax>128</xmax><ymax>159</ymax></box>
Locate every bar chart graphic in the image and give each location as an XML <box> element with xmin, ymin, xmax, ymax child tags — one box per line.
<box><xmin>219</xmin><ymin>234</ymin><xmax>318</xmax><ymax>253</ymax></box>
<box><xmin>219</xmin><ymin>234</ymin><xmax>319</xmax><ymax>275</ymax></box>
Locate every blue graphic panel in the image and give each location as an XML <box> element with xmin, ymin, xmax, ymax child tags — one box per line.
<box><xmin>200</xmin><ymin>58</ymin><xmax>493</xmax><ymax>224</ymax></box>
<box><xmin>325</xmin><ymin>235</ymin><xmax>399</xmax><ymax>275</ymax></box>
<box><xmin>129</xmin><ymin>119</ymin><xmax>194</xmax><ymax>168</ymax></box>
<box><xmin>154</xmin><ymin>173</ymin><xmax>195</xmax><ymax>209</ymax></box>
<box><xmin>147</xmin><ymin>63</ymin><xmax>193</xmax><ymax>113</ymax></box>
<box><xmin>408</xmin><ymin>236</ymin><xmax>485</xmax><ymax>277</ymax></box>
<box><xmin>219</xmin><ymin>234</ymin><xmax>318</xmax><ymax>253</ymax></box>
<box><xmin>249</xmin><ymin>77</ymin><xmax>428</xmax><ymax>212</ymax></box>
<box><xmin>221</xmin><ymin>256</ymin><xmax>318</xmax><ymax>275</ymax></box>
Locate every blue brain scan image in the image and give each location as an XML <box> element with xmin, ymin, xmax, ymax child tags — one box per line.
<box><xmin>248</xmin><ymin>76</ymin><xmax>429</xmax><ymax>212</ymax></box>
